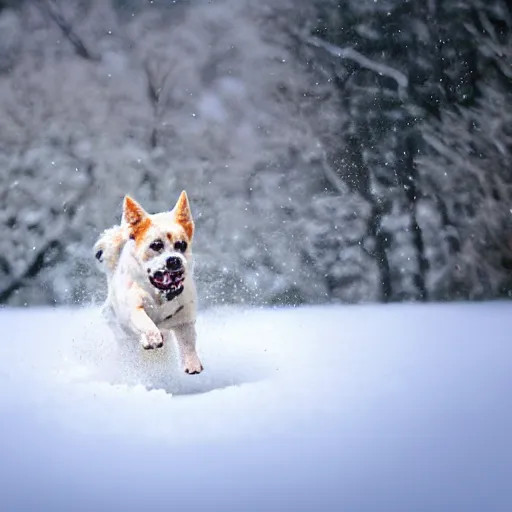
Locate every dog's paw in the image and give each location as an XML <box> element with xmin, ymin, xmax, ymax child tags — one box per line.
<box><xmin>140</xmin><ymin>331</ymin><xmax>164</xmax><ymax>350</ymax></box>
<box><xmin>184</xmin><ymin>356</ymin><xmax>204</xmax><ymax>375</ymax></box>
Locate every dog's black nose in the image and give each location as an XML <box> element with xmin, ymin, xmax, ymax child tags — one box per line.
<box><xmin>166</xmin><ymin>256</ymin><xmax>183</xmax><ymax>271</ymax></box>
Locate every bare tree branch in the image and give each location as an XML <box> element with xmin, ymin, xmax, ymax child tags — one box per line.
<box><xmin>38</xmin><ymin>0</ymin><xmax>100</xmax><ymax>62</ymax></box>
<box><xmin>320</xmin><ymin>163</ymin><xmax>346</xmax><ymax>195</ymax></box>
<box><xmin>0</xmin><ymin>240</ymin><xmax>62</xmax><ymax>303</ymax></box>
<box><xmin>422</xmin><ymin>131</ymin><xmax>493</xmax><ymax>197</ymax></box>
<box><xmin>142</xmin><ymin>59</ymin><xmax>173</xmax><ymax>149</ymax></box>
<box><xmin>0</xmin><ymin>158</ymin><xmax>95</xmax><ymax>303</ymax></box>
<box><xmin>307</xmin><ymin>35</ymin><xmax>409</xmax><ymax>94</ymax></box>
<box><xmin>464</xmin><ymin>12</ymin><xmax>512</xmax><ymax>79</ymax></box>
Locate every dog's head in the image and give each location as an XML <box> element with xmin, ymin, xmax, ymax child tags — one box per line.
<box><xmin>122</xmin><ymin>191</ymin><xmax>195</xmax><ymax>298</ymax></box>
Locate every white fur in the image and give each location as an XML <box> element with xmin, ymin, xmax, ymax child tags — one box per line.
<box><xmin>94</xmin><ymin>195</ymin><xmax>203</xmax><ymax>375</ymax></box>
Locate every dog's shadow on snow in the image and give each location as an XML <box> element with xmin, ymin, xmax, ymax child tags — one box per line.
<box><xmin>131</xmin><ymin>345</ymin><xmax>268</xmax><ymax>396</ymax></box>
<box><xmin>148</xmin><ymin>362</ymin><xmax>266</xmax><ymax>397</ymax></box>
<box><xmin>69</xmin><ymin>313</ymin><xmax>270</xmax><ymax>397</ymax></box>
<box><xmin>118</xmin><ymin>347</ymin><xmax>268</xmax><ymax>397</ymax></box>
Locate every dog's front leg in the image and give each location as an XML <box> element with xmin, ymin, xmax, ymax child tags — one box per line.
<box><xmin>173</xmin><ymin>322</ymin><xmax>203</xmax><ymax>374</ymax></box>
<box><xmin>125</xmin><ymin>284</ymin><xmax>163</xmax><ymax>350</ymax></box>
<box><xmin>129</xmin><ymin>305</ymin><xmax>163</xmax><ymax>350</ymax></box>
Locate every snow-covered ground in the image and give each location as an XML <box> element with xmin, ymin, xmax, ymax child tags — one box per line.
<box><xmin>0</xmin><ymin>301</ymin><xmax>511</xmax><ymax>511</ymax></box>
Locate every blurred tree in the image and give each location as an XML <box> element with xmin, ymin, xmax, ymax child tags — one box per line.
<box><xmin>302</xmin><ymin>0</ymin><xmax>512</xmax><ymax>301</ymax></box>
<box><xmin>0</xmin><ymin>0</ymin><xmax>511</xmax><ymax>307</ymax></box>
<box><xmin>0</xmin><ymin>0</ymin><xmax>348</xmax><ymax>306</ymax></box>
<box><xmin>419</xmin><ymin>0</ymin><xmax>512</xmax><ymax>299</ymax></box>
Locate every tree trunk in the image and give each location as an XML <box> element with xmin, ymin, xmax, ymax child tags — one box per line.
<box><xmin>403</xmin><ymin>134</ymin><xmax>429</xmax><ymax>300</ymax></box>
<box><xmin>368</xmin><ymin>204</ymin><xmax>392</xmax><ymax>302</ymax></box>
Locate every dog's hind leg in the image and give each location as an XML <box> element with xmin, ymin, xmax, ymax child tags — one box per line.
<box><xmin>173</xmin><ymin>322</ymin><xmax>203</xmax><ymax>374</ymax></box>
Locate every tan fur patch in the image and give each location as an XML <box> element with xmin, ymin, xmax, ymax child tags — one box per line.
<box><xmin>124</xmin><ymin>196</ymin><xmax>146</xmax><ymax>226</ymax></box>
<box><xmin>105</xmin><ymin>228</ymin><xmax>126</xmax><ymax>269</ymax></box>
<box><xmin>131</xmin><ymin>217</ymin><xmax>152</xmax><ymax>246</ymax></box>
<box><xmin>174</xmin><ymin>190</ymin><xmax>194</xmax><ymax>240</ymax></box>
<box><xmin>166</xmin><ymin>227</ymin><xmax>189</xmax><ymax>247</ymax></box>
<box><xmin>109</xmin><ymin>229</ymin><xmax>124</xmax><ymax>250</ymax></box>
<box><xmin>123</xmin><ymin>195</ymin><xmax>153</xmax><ymax>246</ymax></box>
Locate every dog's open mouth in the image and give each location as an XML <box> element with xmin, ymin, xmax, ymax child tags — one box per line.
<box><xmin>149</xmin><ymin>270</ymin><xmax>184</xmax><ymax>292</ymax></box>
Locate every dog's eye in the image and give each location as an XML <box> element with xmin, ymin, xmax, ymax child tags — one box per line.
<box><xmin>149</xmin><ymin>239</ymin><xmax>164</xmax><ymax>252</ymax></box>
<box><xmin>174</xmin><ymin>240</ymin><xmax>187</xmax><ymax>252</ymax></box>
<box><xmin>95</xmin><ymin>250</ymin><xmax>103</xmax><ymax>261</ymax></box>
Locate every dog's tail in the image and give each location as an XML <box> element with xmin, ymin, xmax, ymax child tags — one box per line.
<box><xmin>93</xmin><ymin>224</ymin><xmax>128</xmax><ymax>274</ymax></box>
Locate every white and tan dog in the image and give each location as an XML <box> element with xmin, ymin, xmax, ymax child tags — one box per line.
<box><xmin>93</xmin><ymin>191</ymin><xmax>203</xmax><ymax>375</ymax></box>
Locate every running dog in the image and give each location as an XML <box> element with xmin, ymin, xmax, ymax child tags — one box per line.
<box><xmin>93</xmin><ymin>191</ymin><xmax>203</xmax><ymax>374</ymax></box>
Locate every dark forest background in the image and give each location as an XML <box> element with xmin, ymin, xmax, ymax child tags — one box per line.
<box><xmin>0</xmin><ymin>0</ymin><xmax>511</xmax><ymax>308</ymax></box>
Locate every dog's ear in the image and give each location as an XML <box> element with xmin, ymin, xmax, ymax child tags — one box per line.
<box><xmin>123</xmin><ymin>195</ymin><xmax>148</xmax><ymax>227</ymax></box>
<box><xmin>173</xmin><ymin>190</ymin><xmax>194</xmax><ymax>240</ymax></box>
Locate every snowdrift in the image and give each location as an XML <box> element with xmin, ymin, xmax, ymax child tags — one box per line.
<box><xmin>0</xmin><ymin>302</ymin><xmax>511</xmax><ymax>511</ymax></box>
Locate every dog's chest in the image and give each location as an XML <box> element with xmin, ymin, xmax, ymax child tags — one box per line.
<box><xmin>144</xmin><ymin>295</ymin><xmax>184</xmax><ymax>326</ymax></box>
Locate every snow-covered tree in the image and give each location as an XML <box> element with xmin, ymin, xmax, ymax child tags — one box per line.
<box><xmin>1</xmin><ymin>0</ymin><xmax>511</xmax><ymax>307</ymax></box>
<box><xmin>0</xmin><ymin>0</ymin><xmax>347</xmax><ymax>307</ymax></box>
<box><xmin>297</xmin><ymin>0</ymin><xmax>512</xmax><ymax>302</ymax></box>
